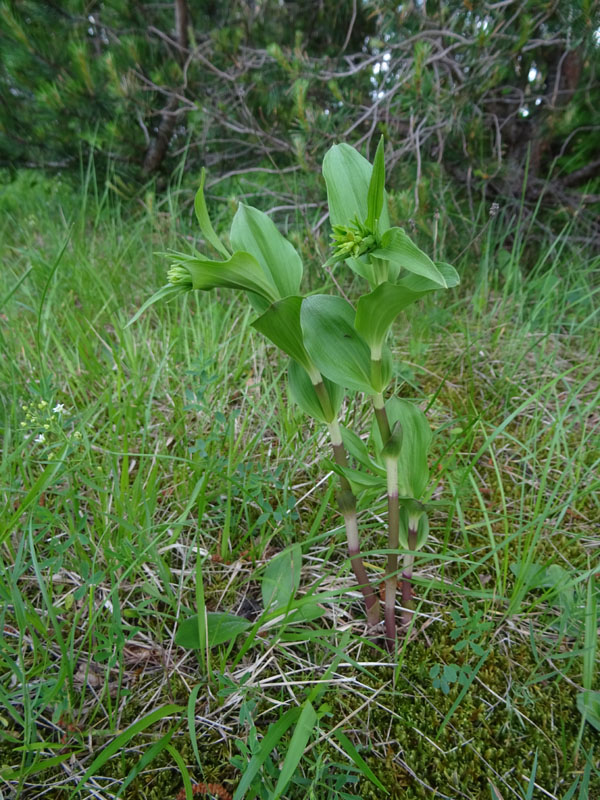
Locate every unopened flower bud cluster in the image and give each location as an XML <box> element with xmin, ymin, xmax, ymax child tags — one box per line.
<box><xmin>167</xmin><ymin>263</ymin><xmax>193</xmax><ymax>287</ymax></box>
<box><xmin>330</xmin><ymin>217</ymin><xmax>377</xmax><ymax>264</ymax></box>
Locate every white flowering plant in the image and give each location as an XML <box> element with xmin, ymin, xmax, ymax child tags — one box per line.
<box><xmin>132</xmin><ymin>138</ymin><xmax>459</xmax><ymax>648</ymax></box>
<box><xmin>19</xmin><ymin>400</ymin><xmax>83</xmax><ymax>448</ymax></box>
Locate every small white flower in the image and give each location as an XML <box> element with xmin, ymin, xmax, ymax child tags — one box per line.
<box><xmin>34</xmin><ymin>434</ymin><xmax>46</xmax><ymax>444</ymax></box>
<box><xmin>53</xmin><ymin>404</ymin><xmax>66</xmax><ymax>414</ymax></box>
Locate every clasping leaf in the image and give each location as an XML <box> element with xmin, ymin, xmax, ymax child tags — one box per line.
<box><xmin>301</xmin><ymin>294</ymin><xmax>391</xmax><ymax>394</ymax></box>
<box><xmin>365</xmin><ymin>135</ymin><xmax>386</xmax><ymax>231</ymax></box>
<box><xmin>372</xmin><ymin>397</ymin><xmax>432</xmax><ymax>498</ymax></box>
<box><xmin>167</xmin><ymin>250</ymin><xmax>279</xmax><ymax>304</ymax></box>
<box><xmin>231</xmin><ymin>203</ymin><xmax>303</xmax><ymax>300</ymax></box>
<box><xmin>372</xmin><ymin>227</ymin><xmax>447</xmax><ymax>286</ymax></box>
<box><xmin>252</xmin><ymin>296</ymin><xmax>315</xmax><ymax>374</ymax></box>
<box><xmin>287</xmin><ymin>359</ymin><xmax>343</xmax><ymax>423</ymax></box>
<box><xmin>194</xmin><ymin>167</ymin><xmax>231</xmax><ymax>259</ymax></box>
<box><xmin>355</xmin><ymin>262</ymin><xmax>460</xmax><ymax>354</ymax></box>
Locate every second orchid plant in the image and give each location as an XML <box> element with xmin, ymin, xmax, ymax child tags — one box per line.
<box><xmin>136</xmin><ymin>138</ymin><xmax>459</xmax><ymax>648</ymax></box>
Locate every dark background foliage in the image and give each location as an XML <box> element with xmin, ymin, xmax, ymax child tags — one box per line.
<box><xmin>2</xmin><ymin>0</ymin><xmax>599</xmax><ymax>241</ymax></box>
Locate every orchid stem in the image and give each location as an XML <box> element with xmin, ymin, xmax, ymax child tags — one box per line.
<box><xmin>372</xmin><ymin>389</ymin><xmax>400</xmax><ymax>648</ymax></box>
<box><xmin>373</xmin><ymin>390</ymin><xmax>391</xmax><ymax>443</ymax></box>
<box><xmin>384</xmin><ymin>456</ymin><xmax>399</xmax><ymax>649</ymax></box>
<box><xmin>313</xmin><ymin>378</ymin><xmax>380</xmax><ymax>627</ymax></box>
<box><xmin>401</xmin><ymin>529</ymin><xmax>417</xmax><ymax>627</ymax></box>
<box><xmin>327</xmin><ymin>419</ymin><xmax>380</xmax><ymax>627</ymax></box>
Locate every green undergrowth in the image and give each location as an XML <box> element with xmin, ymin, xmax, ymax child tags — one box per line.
<box><xmin>0</xmin><ymin>171</ymin><xmax>598</xmax><ymax>799</ymax></box>
<box><xmin>1</xmin><ymin>625</ymin><xmax>597</xmax><ymax>799</ymax></box>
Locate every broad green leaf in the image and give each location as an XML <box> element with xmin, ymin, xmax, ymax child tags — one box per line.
<box><xmin>262</xmin><ymin>596</ymin><xmax>326</xmax><ymax>627</ymax></box>
<box><xmin>355</xmin><ymin>281</ymin><xmax>425</xmax><ymax>353</ymax></box>
<box><xmin>381</xmin><ymin>419</ymin><xmax>404</xmax><ymax>459</ymax></box>
<box><xmin>337</xmin><ymin>254</ymin><xmax>377</xmax><ymax>285</ymax></box>
<box><xmin>287</xmin><ymin>359</ymin><xmax>343</xmax><ymax>423</ymax></box>
<box><xmin>382</xmin><ymin>261</ymin><xmax>459</xmax><ymax>297</ymax></box>
<box><xmin>331</xmin><ymin>463</ymin><xmax>387</xmax><ymax>493</ymax></box>
<box><xmin>322</xmin><ymin>143</ymin><xmax>390</xmax><ymax>233</ymax></box>
<box><xmin>261</xmin><ymin>544</ymin><xmax>302</xmax><ymax>612</ymax></box>
<box><xmin>398</xmin><ymin>506</ymin><xmax>429</xmax><ymax>550</ymax></box>
<box><xmin>355</xmin><ymin>262</ymin><xmax>459</xmax><ymax>352</ymax></box>
<box><xmin>169</xmin><ymin>250</ymin><xmax>278</xmax><ymax>303</ymax></box>
<box><xmin>292</xmin><ymin>601</ymin><xmax>325</xmax><ymax>622</ymax></box>
<box><xmin>272</xmin><ymin>702</ymin><xmax>318</xmax><ymax>800</ymax></box>
<box><xmin>509</xmin><ymin>562</ymin><xmax>547</xmax><ymax>589</ymax></box>
<box><xmin>372</xmin><ymin>227</ymin><xmax>447</xmax><ymax>286</ymax></box>
<box><xmin>175</xmin><ymin>612</ymin><xmax>251</xmax><ymax>649</ymax></box>
<box><xmin>432</xmin><ymin>262</ymin><xmax>460</xmax><ymax>288</ymax></box>
<box><xmin>324</xmin><ymin>255</ymin><xmax>376</xmax><ymax>286</ymax></box>
<box><xmin>416</xmin><ymin>512</ymin><xmax>430</xmax><ymax>549</ymax></box>
<box><xmin>577</xmin><ymin>690</ymin><xmax>600</xmax><ymax>732</ymax></box>
<box><xmin>366</xmin><ymin>136</ymin><xmax>385</xmax><ymax>231</ymax></box>
<box><xmin>252</xmin><ymin>296</ymin><xmax>313</xmax><ymax>373</ymax></box>
<box><xmin>510</xmin><ymin>562</ymin><xmax>573</xmax><ymax>599</ymax></box>
<box><xmin>301</xmin><ymin>294</ymin><xmax>390</xmax><ymax>394</ymax></box>
<box><xmin>245</xmin><ymin>291</ymin><xmax>271</xmax><ymax>315</ymax></box>
<box><xmin>230</xmin><ymin>203</ymin><xmax>303</xmax><ymax>300</ymax></box>
<box><xmin>340</xmin><ymin>426</ymin><xmax>385</xmax><ymax>475</ymax></box>
<box><xmin>372</xmin><ymin>398</ymin><xmax>432</xmax><ymax>497</ymax></box>
<box><xmin>232</xmin><ymin>707</ymin><xmax>302</xmax><ymax>800</ymax></box>
<box><xmin>323</xmin><ymin>143</ymin><xmax>369</xmax><ymax>227</ymax></box>
<box><xmin>194</xmin><ymin>167</ymin><xmax>231</xmax><ymax>259</ymax></box>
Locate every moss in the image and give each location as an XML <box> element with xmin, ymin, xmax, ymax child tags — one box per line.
<box><xmin>325</xmin><ymin>628</ymin><xmax>600</xmax><ymax>799</ymax></box>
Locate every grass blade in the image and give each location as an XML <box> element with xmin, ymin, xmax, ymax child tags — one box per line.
<box><xmin>70</xmin><ymin>704</ymin><xmax>183</xmax><ymax>796</ymax></box>
<box><xmin>583</xmin><ymin>575</ymin><xmax>597</xmax><ymax>691</ymax></box>
<box><xmin>1</xmin><ymin>444</ymin><xmax>69</xmax><ymax>547</ymax></box>
<box><xmin>272</xmin><ymin>701</ymin><xmax>318</xmax><ymax>799</ymax></box>
<box><xmin>232</xmin><ymin>707</ymin><xmax>301</xmax><ymax>800</ymax></box>
<box><xmin>332</xmin><ymin>729</ymin><xmax>387</xmax><ymax>793</ymax></box>
<box><xmin>115</xmin><ymin>730</ymin><xmax>174</xmax><ymax>799</ymax></box>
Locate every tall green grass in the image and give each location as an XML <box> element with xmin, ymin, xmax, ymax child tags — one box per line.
<box><xmin>0</xmin><ymin>169</ymin><xmax>598</xmax><ymax>799</ymax></box>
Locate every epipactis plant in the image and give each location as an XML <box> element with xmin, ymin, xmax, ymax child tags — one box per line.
<box><xmin>134</xmin><ymin>138</ymin><xmax>459</xmax><ymax>648</ymax></box>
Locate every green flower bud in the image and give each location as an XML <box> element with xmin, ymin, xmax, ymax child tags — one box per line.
<box><xmin>330</xmin><ymin>217</ymin><xmax>378</xmax><ymax>264</ymax></box>
<box><xmin>167</xmin><ymin>264</ymin><xmax>193</xmax><ymax>288</ymax></box>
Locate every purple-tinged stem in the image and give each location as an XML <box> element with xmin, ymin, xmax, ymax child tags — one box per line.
<box><xmin>384</xmin><ymin>456</ymin><xmax>399</xmax><ymax>649</ymax></box>
<box><xmin>312</xmin><ymin>377</ymin><xmax>380</xmax><ymax>627</ymax></box>
<box><xmin>373</xmin><ymin>389</ymin><xmax>402</xmax><ymax>649</ymax></box>
<box><xmin>372</xmin><ymin>388</ymin><xmax>392</xmax><ymax>444</ymax></box>
<box><xmin>401</xmin><ymin>527</ymin><xmax>418</xmax><ymax>627</ymax></box>
<box><xmin>328</xmin><ymin>419</ymin><xmax>381</xmax><ymax>627</ymax></box>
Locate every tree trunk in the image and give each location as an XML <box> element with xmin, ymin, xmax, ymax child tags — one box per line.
<box><xmin>143</xmin><ymin>0</ymin><xmax>189</xmax><ymax>175</ymax></box>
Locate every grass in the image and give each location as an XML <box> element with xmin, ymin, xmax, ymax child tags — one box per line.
<box><xmin>0</xmin><ymin>167</ymin><xmax>599</xmax><ymax>800</ymax></box>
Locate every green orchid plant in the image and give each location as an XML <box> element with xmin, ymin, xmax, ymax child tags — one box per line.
<box><xmin>132</xmin><ymin>138</ymin><xmax>459</xmax><ymax>649</ymax></box>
